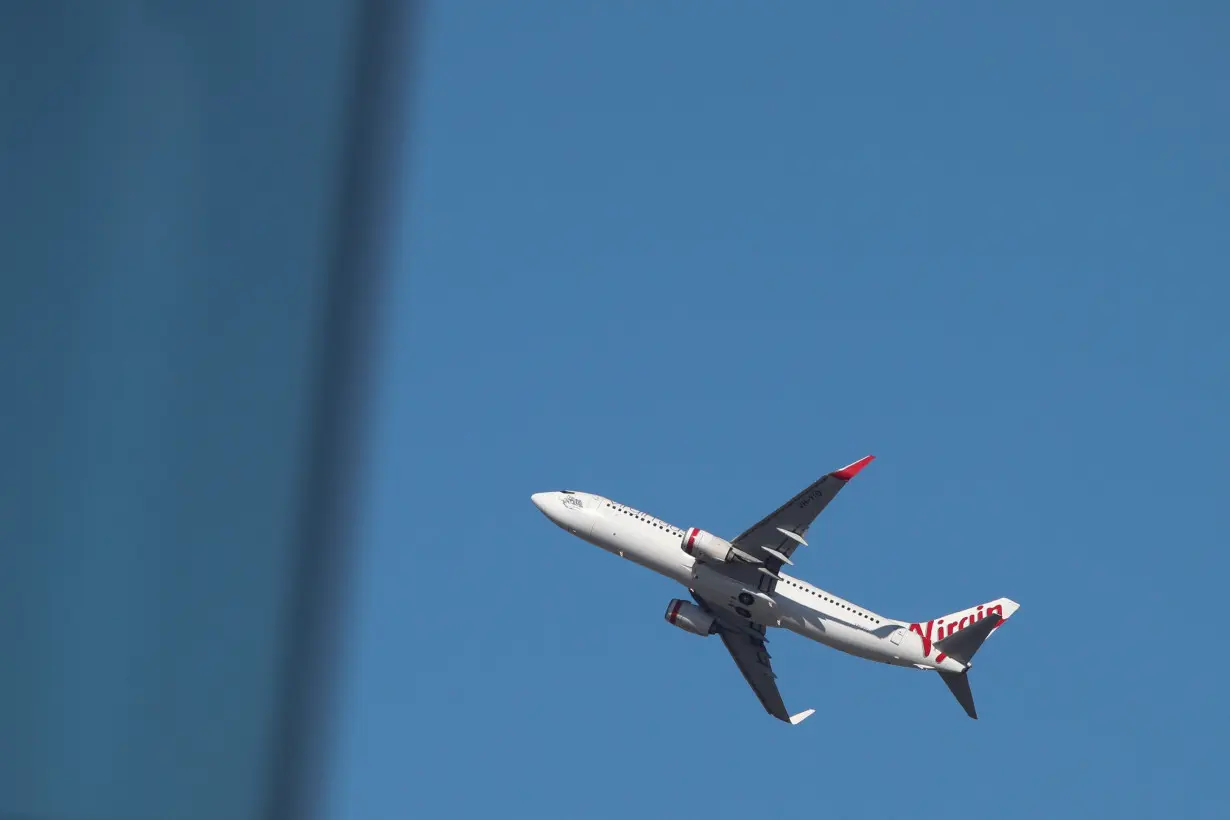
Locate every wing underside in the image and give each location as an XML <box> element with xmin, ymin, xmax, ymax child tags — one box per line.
<box><xmin>685</xmin><ymin>456</ymin><xmax>874</xmax><ymax>723</ymax></box>
<box><xmin>729</xmin><ymin>455</ymin><xmax>874</xmax><ymax>577</ymax></box>
<box><xmin>692</xmin><ymin>592</ymin><xmax>812</xmax><ymax>725</ymax></box>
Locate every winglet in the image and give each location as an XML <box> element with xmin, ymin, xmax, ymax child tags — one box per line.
<box><xmin>789</xmin><ymin>708</ymin><xmax>816</xmax><ymax>725</ymax></box>
<box><xmin>832</xmin><ymin>455</ymin><xmax>875</xmax><ymax>481</ymax></box>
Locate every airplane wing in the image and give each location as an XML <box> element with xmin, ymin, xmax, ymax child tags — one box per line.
<box><xmin>729</xmin><ymin>455</ymin><xmax>875</xmax><ymax>575</ymax></box>
<box><xmin>692</xmin><ymin>592</ymin><xmax>814</xmax><ymax>725</ymax></box>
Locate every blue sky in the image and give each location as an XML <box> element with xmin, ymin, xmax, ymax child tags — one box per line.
<box><xmin>325</xmin><ymin>4</ymin><xmax>1228</xmax><ymax>818</ymax></box>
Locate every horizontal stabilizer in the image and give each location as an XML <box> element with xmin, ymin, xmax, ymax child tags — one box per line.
<box><xmin>935</xmin><ymin>613</ymin><xmax>1002</xmax><ymax>666</ymax></box>
<box><xmin>939</xmin><ymin>670</ymin><xmax>977</xmax><ymax>719</ymax></box>
<box><xmin>789</xmin><ymin>708</ymin><xmax>815</xmax><ymax>725</ymax></box>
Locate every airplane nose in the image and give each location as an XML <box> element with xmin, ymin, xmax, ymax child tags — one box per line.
<box><xmin>531</xmin><ymin>492</ymin><xmax>550</xmax><ymax>512</ymax></box>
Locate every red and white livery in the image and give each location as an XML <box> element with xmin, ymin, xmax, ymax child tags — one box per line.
<box><xmin>532</xmin><ymin>455</ymin><xmax>1020</xmax><ymax>723</ymax></box>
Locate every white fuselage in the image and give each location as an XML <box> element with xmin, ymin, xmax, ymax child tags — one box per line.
<box><xmin>532</xmin><ymin>491</ymin><xmax>966</xmax><ymax>674</ymax></box>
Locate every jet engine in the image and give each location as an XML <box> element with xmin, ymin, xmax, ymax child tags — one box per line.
<box><xmin>680</xmin><ymin>527</ymin><xmax>734</xmax><ymax>563</ymax></box>
<box><xmin>664</xmin><ymin>599</ymin><xmax>716</xmax><ymax>637</ymax></box>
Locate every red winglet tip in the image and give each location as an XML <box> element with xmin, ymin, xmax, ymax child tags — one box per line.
<box><xmin>832</xmin><ymin>454</ymin><xmax>875</xmax><ymax>481</ymax></box>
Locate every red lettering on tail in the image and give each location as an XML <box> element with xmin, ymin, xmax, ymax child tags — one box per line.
<box><xmin>910</xmin><ymin>605</ymin><xmax>1007</xmax><ymax>662</ymax></box>
<box><xmin>909</xmin><ymin>620</ymin><xmax>935</xmax><ymax>656</ymax></box>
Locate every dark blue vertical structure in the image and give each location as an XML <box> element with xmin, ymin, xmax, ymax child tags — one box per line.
<box><xmin>0</xmin><ymin>2</ymin><xmax>420</xmax><ymax>818</ymax></box>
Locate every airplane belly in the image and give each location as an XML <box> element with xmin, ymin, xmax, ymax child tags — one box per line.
<box><xmin>775</xmin><ymin>597</ymin><xmax>827</xmax><ymax>639</ymax></box>
<box><xmin>777</xmin><ymin>598</ymin><xmax>900</xmax><ymax>664</ymax></box>
<box><xmin>590</xmin><ymin>514</ymin><xmax>691</xmax><ymax>584</ymax></box>
<box><xmin>622</xmin><ymin>534</ymin><xmax>690</xmax><ymax>584</ymax></box>
<box><xmin>690</xmin><ymin>562</ymin><xmax>777</xmax><ymax>624</ymax></box>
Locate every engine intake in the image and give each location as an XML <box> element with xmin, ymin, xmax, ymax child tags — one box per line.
<box><xmin>664</xmin><ymin>599</ymin><xmax>716</xmax><ymax>636</ymax></box>
<box><xmin>681</xmin><ymin>527</ymin><xmax>734</xmax><ymax>563</ymax></box>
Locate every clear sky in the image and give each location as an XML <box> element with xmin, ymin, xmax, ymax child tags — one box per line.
<box><xmin>325</xmin><ymin>4</ymin><xmax>1229</xmax><ymax>818</ymax></box>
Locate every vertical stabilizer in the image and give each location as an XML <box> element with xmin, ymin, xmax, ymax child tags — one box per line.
<box><xmin>934</xmin><ymin>613</ymin><xmax>1002</xmax><ymax>666</ymax></box>
<box><xmin>911</xmin><ymin>598</ymin><xmax>1019</xmax><ymax>660</ymax></box>
<box><xmin>924</xmin><ymin>599</ymin><xmax>1020</xmax><ymax>719</ymax></box>
<box><xmin>930</xmin><ymin>598</ymin><xmax>1019</xmax><ymax>637</ymax></box>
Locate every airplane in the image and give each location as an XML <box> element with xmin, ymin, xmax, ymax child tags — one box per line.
<box><xmin>531</xmin><ymin>455</ymin><xmax>1019</xmax><ymax>724</ymax></box>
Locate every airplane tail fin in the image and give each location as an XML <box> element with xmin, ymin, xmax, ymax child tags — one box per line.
<box><xmin>933</xmin><ymin>616</ymin><xmax>1004</xmax><ymax>721</ymax></box>
<box><xmin>927</xmin><ymin>597</ymin><xmax>1020</xmax><ymax>720</ymax></box>
<box><xmin>925</xmin><ymin>597</ymin><xmax>1019</xmax><ymax>650</ymax></box>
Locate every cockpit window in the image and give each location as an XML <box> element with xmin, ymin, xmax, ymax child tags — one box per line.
<box><xmin>560</xmin><ymin>490</ymin><xmax>575</xmax><ymax>495</ymax></box>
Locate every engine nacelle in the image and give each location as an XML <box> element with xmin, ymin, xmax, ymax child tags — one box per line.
<box><xmin>681</xmin><ymin>527</ymin><xmax>734</xmax><ymax>563</ymax></box>
<box><xmin>664</xmin><ymin>599</ymin><xmax>716</xmax><ymax>636</ymax></box>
